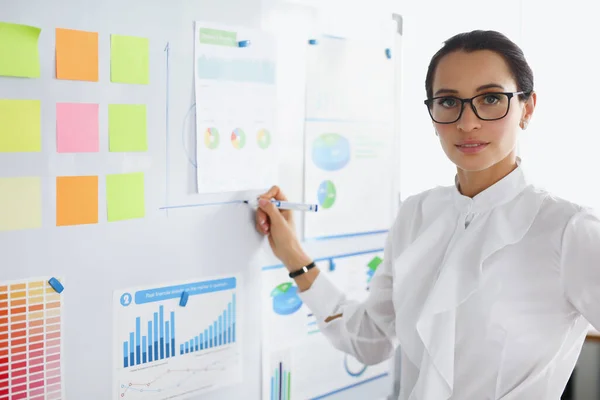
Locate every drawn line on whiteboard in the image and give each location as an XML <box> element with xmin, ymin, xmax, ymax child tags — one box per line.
<box><xmin>304</xmin><ymin>229</ymin><xmax>388</xmax><ymax>242</ymax></box>
<box><xmin>182</xmin><ymin>103</ymin><xmax>197</xmax><ymax>168</ymax></box>
<box><xmin>164</xmin><ymin>42</ymin><xmax>171</xmax><ymax>215</ymax></box>
<box><xmin>159</xmin><ymin>200</ymin><xmax>244</xmax><ymax>210</ymax></box>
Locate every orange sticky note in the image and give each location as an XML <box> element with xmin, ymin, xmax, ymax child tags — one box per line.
<box><xmin>56</xmin><ymin>176</ymin><xmax>98</xmax><ymax>226</ymax></box>
<box><xmin>56</xmin><ymin>28</ymin><xmax>98</xmax><ymax>82</ymax></box>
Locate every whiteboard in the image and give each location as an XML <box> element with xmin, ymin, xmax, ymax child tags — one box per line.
<box><xmin>0</xmin><ymin>0</ymin><xmax>401</xmax><ymax>399</ymax></box>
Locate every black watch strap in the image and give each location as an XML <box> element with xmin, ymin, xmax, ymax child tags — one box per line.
<box><xmin>288</xmin><ymin>261</ymin><xmax>316</xmax><ymax>278</ymax></box>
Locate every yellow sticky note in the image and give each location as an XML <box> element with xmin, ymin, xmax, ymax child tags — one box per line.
<box><xmin>0</xmin><ymin>177</ymin><xmax>42</xmax><ymax>231</ymax></box>
<box><xmin>106</xmin><ymin>172</ymin><xmax>145</xmax><ymax>222</ymax></box>
<box><xmin>0</xmin><ymin>99</ymin><xmax>41</xmax><ymax>152</ymax></box>
<box><xmin>110</xmin><ymin>34</ymin><xmax>149</xmax><ymax>84</ymax></box>
<box><xmin>0</xmin><ymin>22</ymin><xmax>41</xmax><ymax>78</ymax></box>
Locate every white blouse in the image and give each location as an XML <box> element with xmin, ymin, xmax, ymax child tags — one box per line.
<box><xmin>298</xmin><ymin>159</ymin><xmax>600</xmax><ymax>400</ymax></box>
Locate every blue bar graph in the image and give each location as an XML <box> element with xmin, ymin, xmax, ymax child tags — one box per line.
<box><xmin>180</xmin><ymin>293</ymin><xmax>237</xmax><ymax>353</ymax></box>
<box><xmin>122</xmin><ymin>303</ymin><xmax>177</xmax><ymax>368</ymax></box>
<box><xmin>121</xmin><ymin>291</ymin><xmax>236</xmax><ymax>369</ymax></box>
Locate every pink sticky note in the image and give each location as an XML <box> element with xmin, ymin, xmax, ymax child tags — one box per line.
<box><xmin>56</xmin><ymin>103</ymin><xmax>99</xmax><ymax>153</ymax></box>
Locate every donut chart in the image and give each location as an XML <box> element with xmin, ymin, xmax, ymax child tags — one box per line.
<box><xmin>317</xmin><ymin>180</ymin><xmax>336</xmax><ymax>209</ymax></box>
<box><xmin>204</xmin><ymin>127</ymin><xmax>220</xmax><ymax>149</ymax></box>
<box><xmin>231</xmin><ymin>128</ymin><xmax>246</xmax><ymax>149</ymax></box>
<box><xmin>257</xmin><ymin>129</ymin><xmax>271</xmax><ymax>149</ymax></box>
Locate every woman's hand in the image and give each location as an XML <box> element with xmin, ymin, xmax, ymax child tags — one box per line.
<box><xmin>255</xmin><ymin>185</ymin><xmax>312</xmax><ymax>271</ymax></box>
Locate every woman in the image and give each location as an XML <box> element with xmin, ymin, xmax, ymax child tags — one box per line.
<box><xmin>255</xmin><ymin>30</ymin><xmax>600</xmax><ymax>400</ymax></box>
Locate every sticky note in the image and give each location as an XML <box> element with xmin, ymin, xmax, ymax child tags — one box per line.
<box><xmin>110</xmin><ymin>34</ymin><xmax>149</xmax><ymax>84</ymax></box>
<box><xmin>106</xmin><ymin>172</ymin><xmax>145</xmax><ymax>222</ymax></box>
<box><xmin>56</xmin><ymin>103</ymin><xmax>99</xmax><ymax>153</ymax></box>
<box><xmin>0</xmin><ymin>177</ymin><xmax>42</xmax><ymax>231</ymax></box>
<box><xmin>0</xmin><ymin>22</ymin><xmax>41</xmax><ymax>78</ymax></box>
<box><xmin>108</xmin><ymin>104</ymin><xmax>147</xmax><ymax>152</ymax></box>
<box><xmin>56</xmin><ymin>28</ymin><xmax>99</xmax><ymax>81</ymax></box>
<box><xmin>56</xmin><ymin>176</ymin><xmax>98</xmax><ymax>226</ymax></box>
<box><xmin>0</xmin><ymin>99</ymin><xmax>41</xmax><ymax>152</ymax></box>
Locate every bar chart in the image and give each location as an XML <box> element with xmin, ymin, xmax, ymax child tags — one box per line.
<box><xmin>0</xmin><ymin>277</ymin><xmax>64</xmax><ymax>400</ymax></box>
<box><xmin>114</xmin><ymin>275</ymin><xmax>242</xmax><ymax>400</ymax></box>
<box><xmin>179</xmin><ymin>293</ymin><xmax>236</xmax><ymax>355</ymax></box>
<box><xmin>270</xmin><ymin>350</ymin><xmax>291</xmax><ymax>400</ymax></box>
<box><xmin>122</xmin><ymin>305</ymin><xmax>176</xmax><ymax>368</ymax></box>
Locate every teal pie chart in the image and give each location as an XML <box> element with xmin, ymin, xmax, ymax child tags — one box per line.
<box><xmin>271</xmin><ymin>282</ymin><xmax>303</xmax><ymax>316</ymax></box>
<box><xmin>312</xmin><ymin>133</ymin><xmax>351</xmax><ymax>171</ymax></box>
<box><xmin>317</xmin><ymin>180</ymin><xmax>336</xmax><ymax>209</ymax></box>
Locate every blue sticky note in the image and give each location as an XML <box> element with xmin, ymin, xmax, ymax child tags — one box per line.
<box><xmin>48</xmin><ymin>277</ymin><xmax>64</xmax><ymax>293</ymax></box>
<box><xmin>180</xmin><ymin>291</ymin><xmax>189</xmax><ymax>307</ymax></box>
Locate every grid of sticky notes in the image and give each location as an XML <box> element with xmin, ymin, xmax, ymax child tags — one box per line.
<box><xmin>0</xmin><ymin>278</ymin><xmax>63</xmax><ymax>399</ymax></box>
<box><xmin>0</xmin><ymin>21</ymin><xmax>150</xmax><ymax>231</ymax></box>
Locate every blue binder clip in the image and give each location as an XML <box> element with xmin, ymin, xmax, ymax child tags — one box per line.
<box><xmin>385</xmin><ymin>48</ymin><xmax>392</xmax><ymax>59</ymax></box>
<box><xmin>180</xmin><ymin>291</ymin><xmax>189</xmax><ymax>307</ymax></box>
<box><xmin>238</xmin><ymin>40</ymin><xmax>251</xmax><ymax>47</ymax></box>
<box><xmin>308</xmin><ymin>39</ymin><xmax>318</xmax><ymax>45</ymax></box>
<box><xmin>48</xmin><ymin>277</ymin><xmax>64</xmax><ymax>294</ymax></box>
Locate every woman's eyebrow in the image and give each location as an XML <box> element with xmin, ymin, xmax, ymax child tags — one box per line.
<box><xmin>433</xmin><ymin>83</ymin><xmax>506</xmax><ymax>97</ymax></box>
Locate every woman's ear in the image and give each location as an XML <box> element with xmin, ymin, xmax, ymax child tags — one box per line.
<box><xmin>521</xmin><ymin>91</ymin><xmax>537</xmax><ymax>129</ymax></box>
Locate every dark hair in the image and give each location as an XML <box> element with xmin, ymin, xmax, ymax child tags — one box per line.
<box><xmin>425</xmin><ymin>30</ymin><xmax>534</xmax><ymax>101</ymax></box>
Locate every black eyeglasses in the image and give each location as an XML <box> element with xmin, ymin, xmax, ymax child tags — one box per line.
<box><xmin>424</xmin><ymin>91</ymin><xmax>528</xmax><ymax>124</ymax></box>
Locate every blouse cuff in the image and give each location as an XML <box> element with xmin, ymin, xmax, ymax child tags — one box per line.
<box><xmin>297</xmin><ymin>272</ymin><xmax>345</xmax><ymax>321</ymax></box>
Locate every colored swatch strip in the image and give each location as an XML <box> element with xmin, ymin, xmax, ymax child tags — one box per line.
<box><xmin>0</xmin><ymin>279</ymin><xmax>62</xmax><ymax>400</ymax></box>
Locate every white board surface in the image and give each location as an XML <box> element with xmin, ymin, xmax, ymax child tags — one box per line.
<box><xmin>0</xmin><ymin>0</ymin><xmax>400</xmax><ymax>399</ymax></box>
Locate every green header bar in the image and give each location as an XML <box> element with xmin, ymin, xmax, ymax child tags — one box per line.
<box><xmin>199</xmin><ymin>27</ymin><xmax>237</xmax><ymax>47</ymax></box>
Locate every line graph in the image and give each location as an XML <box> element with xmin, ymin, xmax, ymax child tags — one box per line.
<box><xmin>119</xmin><ymin>349</ymin><xmax>239</xmax><ymax>398</ymax></box>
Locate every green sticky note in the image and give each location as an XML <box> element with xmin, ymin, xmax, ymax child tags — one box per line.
<box><xmin>110</xmin><ymin>34</ymin><xmax>149</xmax><ymax>84</ymax></box>
<box><xmin>106</xmin><ymin>172</ymin><xmax>145</xmax><ymax>222</ymax></box>
<box><xmin>0</xmin><ymin>99</ymin><xmax>41</xmax><ymax>152</ymax></box>
<box><xmin>0</xmin><ymin>22</ymin><xmax>41</xmax><ymax>78</ymax></box>
<box><xmin>108</xmin><ymin>104</ymin><xmax>147</xmax><ymax>152</ymax></box>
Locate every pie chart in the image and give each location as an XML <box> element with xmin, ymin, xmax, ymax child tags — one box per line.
<box><xmin>231</xmin><ymin>128</ymin><xmax>246</xmax><ymax>149</ymax></box>
<box><xmin>257</xmin><ymin>129</ymin><xmax>271</xmax><ymax>149</ymax></box>
<box><xmin>204</xmin><ymin>127</ymin><xmax>220</xmax><ymax>149</ymax></box>
<box><xmin>317</xmin><ymin>180</ymin><xmax>336</xmax><ymax>209</ymax></box>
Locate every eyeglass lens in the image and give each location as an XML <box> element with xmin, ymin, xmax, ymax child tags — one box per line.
<box><xmin>429</xmin><ymin>93</ymin><xmax>510</xmax><ymax>123</ymax></box>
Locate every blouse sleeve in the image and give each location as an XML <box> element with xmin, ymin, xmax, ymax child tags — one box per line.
<box><xmin>297</xmin><ymin>221</ymin><xmax>399</xmax><ymax>366</ymax></box>
<box><xmin>560</xmin><ymin>207</ymin><xmax>600</xmax><ymax>331</ymax></box>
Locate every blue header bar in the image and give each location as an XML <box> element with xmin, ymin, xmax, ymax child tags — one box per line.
<box><xmin>135</xmin><ymin>277</ymin><xmax>237</xmax><ymax>304</ymax></box>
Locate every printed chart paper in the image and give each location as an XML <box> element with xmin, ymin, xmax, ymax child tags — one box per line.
<box><xmin>194</xmin><ymin>22</ymin><xmax>277</xmax><ymax>193</ymax></box>
<box><xmin>113</xmin><ymin>275</ymin><xmax>242</xmax><ymax>400</ymax></box>
<box><xmin>261</xmin><ymin>252</ymin><xmax>390</xmax><ymax>400</ymax></box>
<box><xmin>303</xmin><ymin>33</ymin><xmax>395</xmax><ymax>239</ymax></box>
<box><xmin>0</xmin><ymin>277</ymin><xmax>65</xmax><ymax>399</ymax></box>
